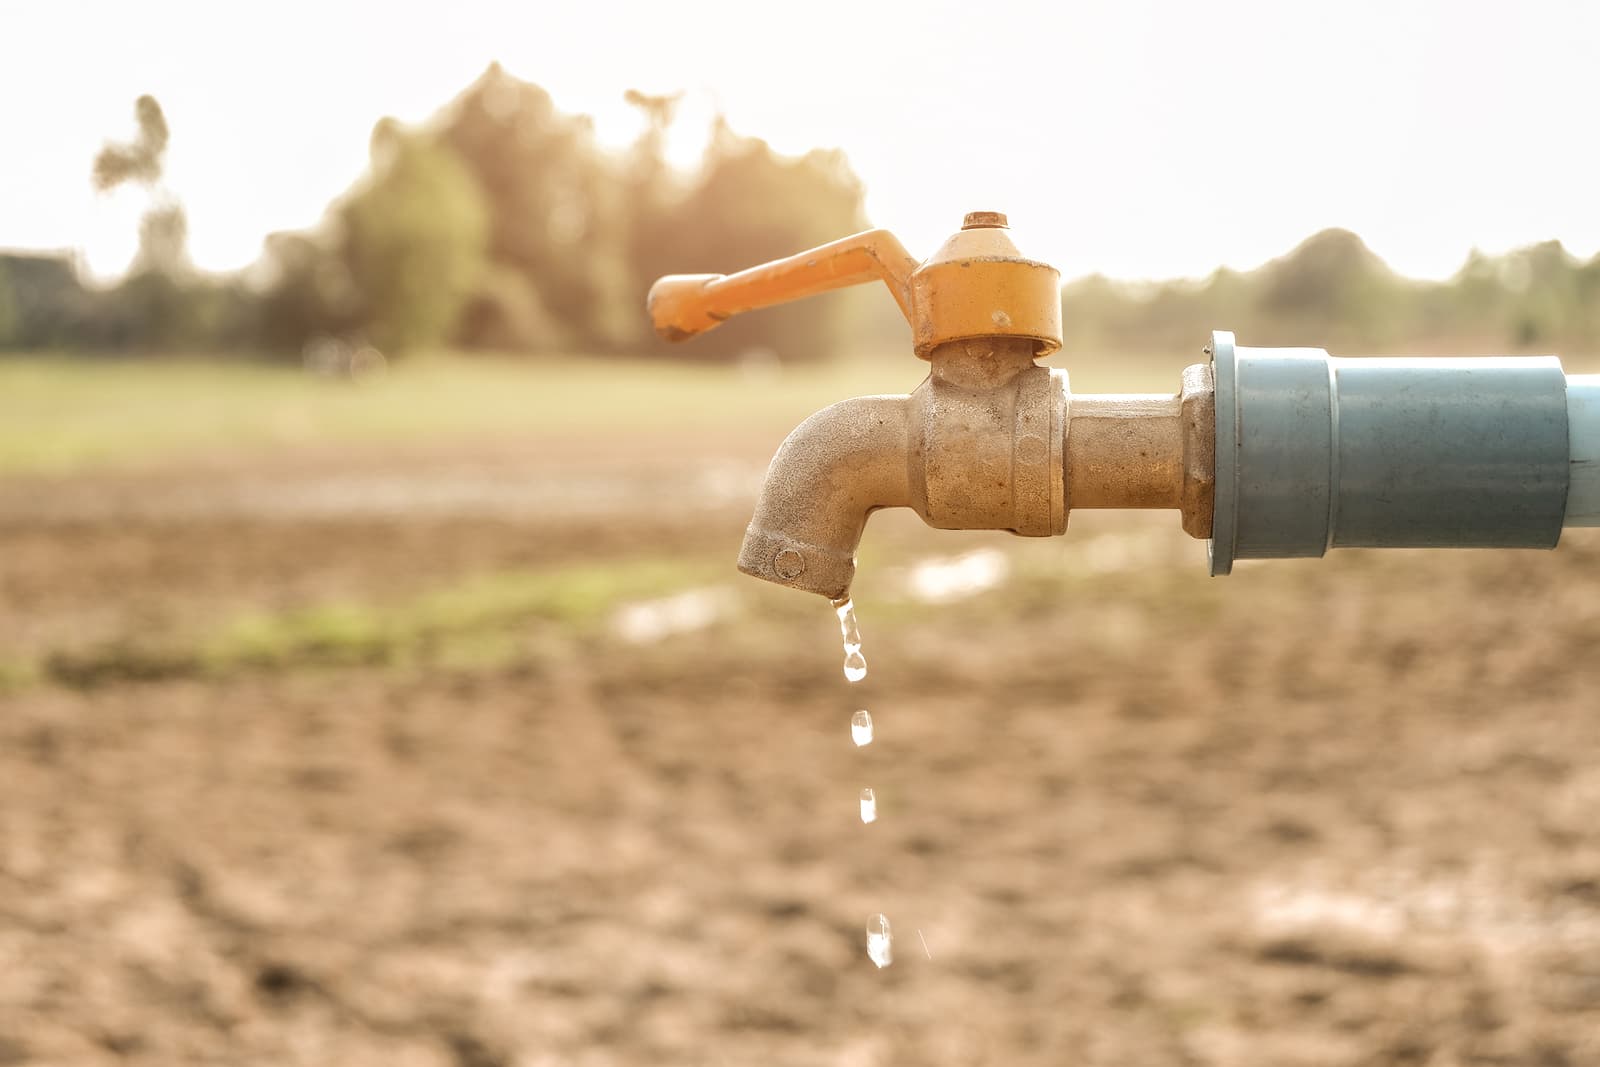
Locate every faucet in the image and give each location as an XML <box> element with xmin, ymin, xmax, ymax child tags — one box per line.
<box><xmin>649</xmin><ymin>212</ymin><xmax>1600</xmax><ymax>600</ymax></box>
<box><xmin>649</xmin><ymin>212</ymin><xmax>1212</xmax><ymax>600</ymax></box>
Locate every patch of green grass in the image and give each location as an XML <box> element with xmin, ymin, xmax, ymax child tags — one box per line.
<box><xmin>207</xmin><ymin>556</ymin><xmax>716</xmax><ymax>671</ymax></box>
<box><xmin>31</xmin><ymin>556</ymin><xmax>722</xmax><ymax>689</ymax></box>
<box><xmin>0</xmin><ymin>658</ymin><xmax>43</xmax><ymax>695</ymax></box>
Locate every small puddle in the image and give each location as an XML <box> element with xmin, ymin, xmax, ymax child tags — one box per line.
<box><xmin>610</xmin><ymin>587</ymin><xmax>732</xmax><ymax>645</ymax></box>
<box><xmin>905</xmin><ymin>548</ymin><xmax>1010</xmax><ymax>604</ymax></box>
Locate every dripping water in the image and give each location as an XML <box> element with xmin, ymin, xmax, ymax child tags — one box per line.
<box><xmin>833</xmin><ymin>596</ymin><xmax>867</xmax><ymax>682</ymax></box>
<box><xmin>838</xmin><ymin>598</ymin><xmax>891</xmax><ymax>967</ymax></box>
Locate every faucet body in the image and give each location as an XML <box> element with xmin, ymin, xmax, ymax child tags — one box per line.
<box><xmin>736</xmin><ymin>335</ymin><xmax>1215</xmax><ymax>599</ymax></box>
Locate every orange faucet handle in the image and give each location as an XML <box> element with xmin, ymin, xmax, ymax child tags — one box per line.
<box><xmin>647</xmin><ymin>275</ymin><xmax>727</xmax><ymax>342</ymax></box>
<box><xmin>647</xmin><ymin>229</ymin><xmax>919</xmax><ymax>343</ymax></box>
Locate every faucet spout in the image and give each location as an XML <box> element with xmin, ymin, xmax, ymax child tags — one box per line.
<box><xmin>737</xmin><ymin>394</ymin><xmax>913</xmax><ymax>600</ymax></box>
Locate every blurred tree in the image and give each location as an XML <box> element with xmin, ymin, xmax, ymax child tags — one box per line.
<box><xmin>91</xmin><ymin>95</ymin><xmax>205</xmax><ymax>350</ymax></box>
<box><xmin>1573</xmin><ymin>255</ymin><xmax>1600</xmax><ymax>351</ymax></box>
<box><xmin>624</xmin><ymin>88</ymin><xmax>684</xmax><ymax>148</ymax></box>
<box><xmin>439</xmin><ymin>65</ymin><xmax>634</xmax><ymax>350</ymax></box>
<box><xmin>134</xmin><ymin>205</ymin><xmax>190</xmax><ymax>276</ymax></box>
<box><xmin>0</xmin><ymin>260</ymin><xmax>16</xmax><ymax>347</ymax></box>
<box><xmin>93</xmin><ymin>97</ymin><xmax>190</xmax><ymax>278</ymax></box>
<box><xmin>337</xmin><ymin>120</ymin><xmax>488</xmax><ymax>354</ymax></box>
<box><xmin>638</xmin><ymin>117</ymin><xmax>869</xmax><ymax>361</ymax></box>
<box><xmin>0</xmin><ymin>253</ymin><xmax>90</xmax><ymax>350</ymax></box>
<box><xmin>1500</xmin><ymin>240</ymin><xmax>1578</xmax><ymax>348</ymax></box>
<box><xmin>432</xmin><ymin>67</ymin><xmax>877</xmax><ymax>358</ymax></box>
<box><xmin>454</xmin><ymin>262</ymin><xmax>567</xmax><ymax>352</ymax></box>
<box><xmin>621</xmin><ymin>87</ymin><xmax>687</xmax><ymax>342</ymax></box>
<box><xmin>256</xmin><ymin>231</ymin><xmax>356</xmax><ymax>353</ymax></box>
<box><xmin>1421</xmin><ymin>248</ymin><xmax>1505</xmax><ymax>346</ymax></box>
<box><xmin>105</xmin><ymin>270</ymin><xmax>191</xmax><ymax>350</ymax></box>
<box><xmin>92</xmin><ymin>95</ymin><xmax>170</xmax><ymax>192</ymax></box>
<box><xmin>1254</xmin><ymin>228</ymin><xmax>1403</xmax><ymax>347</ymax></box>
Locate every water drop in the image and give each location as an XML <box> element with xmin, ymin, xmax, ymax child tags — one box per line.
<box><xmin>866</xmin><ymin>913</ymin><xmax>893</xmax><ymax>968</ymax></box>
<box><xmin>859</xmin><ymin>787</ymin><xmax>877</xmax><ymax>824</ymax></box>
<box><xmin>843</xmin><ymin>648</ymin><xmax>867</xmax><ymax>683</ymax></box>
<box><xmin>835</xmin><ymin>596</ymin><xmax>861</xmax><ymax>647</ymax></box>
<box><xmin>834</xmin><ymin>596</ymin><xmax>867</xmax><ymax>683</ymax></box>
<box><xmin>850</xmin><ymin>710</ymin><xmax>873</xmax><ymax>747</ymax></box>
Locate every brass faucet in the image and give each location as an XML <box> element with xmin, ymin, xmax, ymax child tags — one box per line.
<box><xmin>649</xmin><ymin>213</ymin><xmax>1215</xmax><ymax>600</ymax></box>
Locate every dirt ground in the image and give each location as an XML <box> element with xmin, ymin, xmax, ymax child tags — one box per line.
<box><xmin>3</xmin><ymin>433</ymin><xmax>1600</xmax><ymax>1066</ymax></box>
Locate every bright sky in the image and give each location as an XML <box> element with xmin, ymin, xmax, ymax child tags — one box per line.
<box><xmin>5</xmin><ymin>0</ymin><xmax>1600</xmax><ymax>283</ymax></box>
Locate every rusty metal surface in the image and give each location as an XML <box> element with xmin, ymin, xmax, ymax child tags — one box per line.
<box><xmin>735</xmin><ymin>394</ymin><xmax>913</xmax><ymax>600</ymax></box>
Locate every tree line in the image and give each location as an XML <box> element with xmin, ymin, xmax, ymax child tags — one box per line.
<box><xmin>1061</xmin><ymin>227</ymin><xmax>1600</xmax><ymax>358</ymax></box>
<box><xmin>5</xmin><ymin>68</ymin><xmax>1600</xmax><ymax>361</ymax></box>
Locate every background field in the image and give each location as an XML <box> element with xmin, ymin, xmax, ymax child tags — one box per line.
<box><xmin>2</xmin><ymin>352</ymin><xmax>1600</xmax><ymax>1066</ymax></box>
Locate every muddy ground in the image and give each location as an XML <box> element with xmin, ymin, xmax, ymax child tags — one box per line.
<box><xmin>2</xmin><ymin>433</ymin><xmax>1600</xmax><ymax>1066</ymax></box>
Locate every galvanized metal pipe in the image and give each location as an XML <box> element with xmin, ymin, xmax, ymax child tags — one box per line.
<box><xmin>1066</xmin><ymin>394</ymin><xmax>1185</xmax><ymax>511</ymax></box>
<box><xmin>1209</xmin><ymin>330</ymin><xmax>1580</xmax><ymax>575</ymax></box>
<box><xmin>1062</xmin><ymin>363</ymin><xmax>1216</xmax><ymax>538</ymax></box>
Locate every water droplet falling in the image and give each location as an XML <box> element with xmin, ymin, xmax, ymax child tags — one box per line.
<box><xmin>850</xmin><ymin>710</ymin><xmax>873</xmax><ymax>747</ymax></box>
<box><xmin>859</xmin><ymin>787</ymin><xmax>877</xmax><ymax>824</ymax></box>
<box><xmin>843</xmin><ymin>648</ymin><xmax>867</xmax><ymax>683</ymax></box>
<box><xmin>866</xmin><ymin>913</ymin><xmax>893</xmax><ymax>968</ymax></box>
<box><xmin>834</xmin><ymin>597</ymin><xmax>867</xmax><ymax>682</ymax></box>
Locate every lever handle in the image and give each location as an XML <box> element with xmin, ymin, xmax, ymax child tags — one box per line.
<box><xmin>648</xmin><ymin>228</ymin><xmax>918</xmax><ymax>343</ymax></box>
